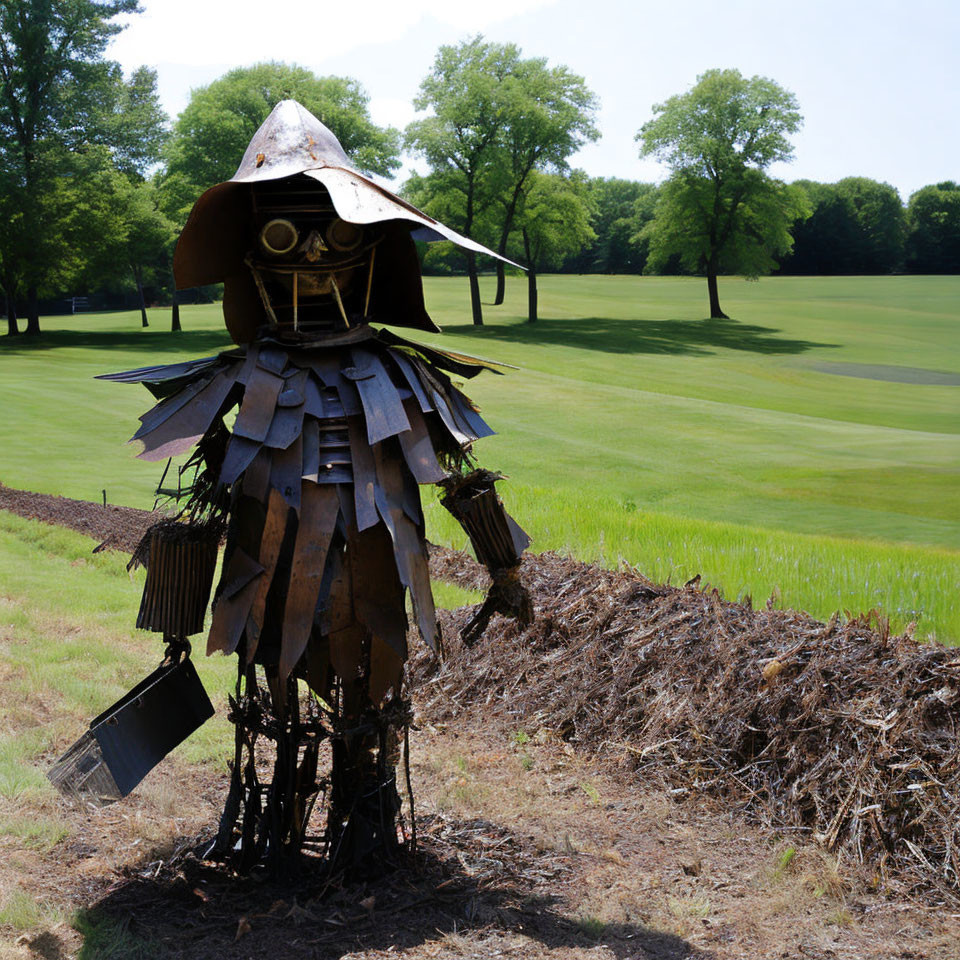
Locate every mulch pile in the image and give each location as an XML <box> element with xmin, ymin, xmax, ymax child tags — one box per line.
<box><xmin>410</xmin><ymin>553</ymin><xmax>960</xmax><ymax>903</ymax></box>
<box><xmin>2</xmin><ymin>485</ymin><xmax>958</xmax><ymax>901</ymax></box>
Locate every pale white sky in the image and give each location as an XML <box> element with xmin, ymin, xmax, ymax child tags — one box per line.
<box><xmin>108</xmin><ymin>0</ymin><xmax>958</xmax><ymax>201</ymax></box>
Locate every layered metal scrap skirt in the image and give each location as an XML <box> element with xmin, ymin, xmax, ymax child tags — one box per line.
<box><xmin>102</xmin><ymin>327</ymin><xmax>497</xmax><ymax>711</ymax></box>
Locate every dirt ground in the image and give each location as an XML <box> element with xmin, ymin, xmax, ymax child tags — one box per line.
<box><xmin>1</xmin><ymin>488</ymin><xmax>959</xmax><ymax>959</ymax></box>
<box><xmin>4</xmin><ymin>725</ymin><xmax>959</xmax><ymax>960</ymax></box>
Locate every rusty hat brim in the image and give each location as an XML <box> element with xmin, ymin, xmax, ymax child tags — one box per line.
<box><xmin>174</xmin><ymin>99</ymin><xmax>520</xmax><ymax>291</ymax></box>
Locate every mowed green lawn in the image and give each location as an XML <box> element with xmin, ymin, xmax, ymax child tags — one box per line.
<box><xmin>1</xmin><ymin>274</ymin><xmax>957</xmax><ymax>640</ymax></box>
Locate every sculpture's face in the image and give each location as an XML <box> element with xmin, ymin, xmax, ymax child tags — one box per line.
<box><xmin>248</xmin><ymin>178</ymin><xmax>379</xmax><ymax>331</ymax></box>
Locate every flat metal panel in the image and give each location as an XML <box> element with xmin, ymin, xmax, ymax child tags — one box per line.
<box><xmin>137</xmin><ymin>370</ymin><xmax>236</xmax><ymax>462</ymax></box>
<box><xmin>270</xmin><ymin>434</ymin><xmax>303</xmax><ymax>510</ymax></box>
<box><xmin>49</xmin><ymin>659</ymin><xmax>214</xmax><ymax>800</ymax></box>
<box><xmin>233</xmin><ymin>367</ymin><xmax>284</xmax><ymax>442</ymax></box>
<box><xmin>279</xmin><ymin>484</ymin><xmax>340</xmax><ymax>679</ymax></box>
<box><xmin>219</xmin><ymin>434</ymin><xmax>261</xmax><ymax>487</ymax></box>
<box><xmin>345</xmin><ymin>350</ymin><xmax>410</xmax><ymax>445</ymax></box>
<box><xmin>397</xmin><ymin>399</ymin><xmax>446</xmax><ymax>484</ymax></box>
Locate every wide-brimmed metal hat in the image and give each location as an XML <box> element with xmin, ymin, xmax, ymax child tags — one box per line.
<box><xmin>175</xmin><ymin>100</ymin><xmax>510</xmax><ymax>343</ymax></box>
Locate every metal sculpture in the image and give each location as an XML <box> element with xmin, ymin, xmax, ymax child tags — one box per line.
<box><xmin>91</xmin><ymin>101</ymin><xmax>530</xmax><ymax>874</ymax></box>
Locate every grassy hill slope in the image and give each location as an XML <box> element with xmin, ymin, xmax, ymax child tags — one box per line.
<box><xmin>1</xmin><ymin>274</ymin><xmax>956</xmax><ymax>639</ymax></box>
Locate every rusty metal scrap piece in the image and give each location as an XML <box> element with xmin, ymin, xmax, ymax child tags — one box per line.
<box><xmin>319</xmin><ymin>536</ymin><xmax>352</xmax><ymax>635</ymax></box>
<box><xmin>372</xmin><ymin>442</ymin><xmax>438</xmax><ymax>653</ymax></box>
<box><xmin>264</xmin><ymin>391</ymin><xmax>306</xmax><ymax>450</ymax></box>
<box><xmin>303</xmin><ymin>374</ymin><xmax>328</xmax><ymax>419</ymax></box>
<box><xmin>245</xmin><ymin>488</ymin><xmax>290</xmax><ymax>665</ymax></box>
<box><xmin>447</xmin><ymin>386</ymin><xmax>495</xmax><ymax>440</ymax></box>
<box><xmin>207</xmin><ymin>547</ymin><xmax>264</xmax><ymax>655</ymax></box>
<box><xmin>95</xmin><ymin>356</ymin><xmax>222</xmax><ymax>399</ymax></box>
<box><xmin>349</xmin><ymin>520</ymin><xmax>408</xmax><ymax>662</ymax></box>
<box><xmin>301</xmin><ymin>419</ymin><xmax>321</xmax><ymax>482</ymax></box>
<box><xmin>235</xmin><ymin>341</ymin><xmax>261</xmax><ymax>385</ymax></box>
<box><xmin>279</xmin><ymin>483</ymin><xmax>340</xmax><ymax>679</ymax></box>
<box><xmin>257</xmin><ymin>345</ymin><xmax>288</xmax><ymax>376</ymax></box>
<box><xmin>388</xmin><ymin>349</ymin><xmax>432</xmax><ymax>413</ymax></box>
<box><xmin>417</xmin><ymin>366</ymin><xmax>473</xmax><ymax>448</ymax></box>
<box><xmin>347</xmin><ymin>414</ymin><xmax>378</xmax><ymax>532</ymax></box>
<box><xmin>233</xmin><ymin>366</ymin><xmax>284</xmax><ymax>442</ymax></box>
<box><xmin>376</xmin><ymin>328</ymin><xmax>513</xmax><ymax>378</ymax></box>
<box><xmin>269</xmin><ymin>433</ymin><xmax>303</xmax><ymax>511</ymax></box>
<box><xmin>241</xmin><ymin>448</ymin><xmax>271</xmax><ymax>503</ymax></box>
<box><xmin>219</xmin><ymin>434</ymin><xmax>261</xmax><ymax>487</ymax></box>
<box><xmin>396</xmin><ymin>399</ymin><xmax>446</xmax><ymax>485</ymax></box>
<box><xmin>344</xmin><ymin>350</ymin><xmax>410</xmax><ymax>445</ymax></box>
<box><xmin>368</xmin><ymin>635</ymin><xmax>404</xmax><ymax>709</ymax></box>
<box><xmin>132</xmin><ymin>371</ymin><xmax>217</xmax><ymax>441</ymax></box>
<box><xmin>135</xmin><ymin>369</ymin><xmax>237</xmax><ymax>462</ymax></box>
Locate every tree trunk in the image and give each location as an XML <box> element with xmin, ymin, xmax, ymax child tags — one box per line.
<box><xmin>706</xmin><ymin>261</ymin><xmax>728</xmax><ymax>319</ymax></box>
<box><xmin>494</xmin><ymin>178</ymin><xmax>526</xmax><ymax>306</ymax></box>
<box><xmin>466</xmin><ymin>252</ymin><xmax>483</xmax><ymax>326</ymax></box>
<box><xmin>25</xmin><ymin>286</ymin><xmax>40</xmax><ymax>335</ymax></box>
<box><xmin>523</xmin><ymin>228</ymin><xmax>537</xmax><ymax>323</ymax></box>
<box><xmin>134</xmin><ymin>264</ymin><xmax>148</xmax><ymax>327</ymax></box>
<box><xmin>494</xmin><ymin>261</ymin><xmax>506</xmax><ymax>306</ymax></box>
<box><xmin>5</xmin><ymin>291</ymin><xmax>18</xmax><ymax>336</ymax></box>
<box><xmin>171</xmin><ymin>274</ymin><xmax>181</xmax><ymax>332</ymax></box>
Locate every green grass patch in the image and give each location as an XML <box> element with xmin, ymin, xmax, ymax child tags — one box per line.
<box><xmin>1</xmin><ymin>275</ymin><xmax>957</xmax><ymax>640</ymax></box>
<box><xmin>0</xmin><ymin>814</ymin><xmax>70</xmax><ymax>852</ymax></box>
<box><xmin>0</xmin><ymin>885</ymin><xmax>63</xmax><ymax>931</ymax></box>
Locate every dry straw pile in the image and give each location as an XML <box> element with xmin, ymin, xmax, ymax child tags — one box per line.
<box><xmin>418</xmin><ymin>549</ymin><xmax>960</xmax><ymax>903</ymax></box>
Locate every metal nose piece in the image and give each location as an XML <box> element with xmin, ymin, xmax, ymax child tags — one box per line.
<box><xmin>299</xmin><ymin>229</ymin><xmax>328</xmax><ymax>263</ymax></box>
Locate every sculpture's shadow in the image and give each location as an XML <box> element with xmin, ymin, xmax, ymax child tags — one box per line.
<box><xmin>77</xmin><ymin>815</ymin><xmax>701</xmax><ymax>959</ymax></box>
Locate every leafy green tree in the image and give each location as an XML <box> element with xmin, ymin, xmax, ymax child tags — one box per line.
<box><xmin>779</xmin><ymin>181</ymin><xmax>855</xmax><ymax>274</ymax></box>
<box><xmin>906</xmin><ymin>182</ymin><xmax>960</xmax><ymax>274</ymax></box>
<box><xmin>0</xmin><ymin>0</ymin><xmax>165</xmax><ymax>334</ymax></box>
<box><xmin>405</xmin><ymin>37</ymin><xmax>520</xmax><ymax>325</ymax></box>
<box><xmin>402</xmin><ymin>169</ymin><xmax>499</xmax><ymax>277</ymax></box>
<box><xmin>514</xmin><ymin>171</ymin><xmax>595</xmax><ymax>322</ymax></box>
<box><xmin>162</xmin><ymin>61</ymin><xmax>400</xmax><ymax>219</ymax></box>
<box><xmin>102</xmin><ymin>64</ymin><xmax>168</xmax><ymax>178</ymax></box>
<box><xmin>782</xmin><ymin>178</ymin><xmax>905</xmax><ymax>275</ymax></box>
<box><xmin>86</xmin><ymin>175</ymin><xmax>175</xmax><ymax>326</ymax></box>
<box><xmin>562</xmin><ymin>177</ymin><xmax>658</xmax><ymax>274</ymax></box>
<box><xmin>834</xmin><ymin>177</ymin><xmax>905</xmax><ymax>273</ymax></box>
<box><xmin>636</xmin><ymin>69</ymin><xmax>806</xmax><ymax>318</ymax></box>
<box><xmin>488</xmin><ymin>55</ymin><xmax>598</xmax><ymax>304</ymax></box>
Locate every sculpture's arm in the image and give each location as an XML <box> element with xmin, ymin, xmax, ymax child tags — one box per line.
<box><xmin>437</xmin><ymin>469</ymin><xmax>532</xmax><ymax>646</ymax></box>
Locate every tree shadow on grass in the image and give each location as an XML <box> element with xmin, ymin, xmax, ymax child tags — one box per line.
<box><xmin>76</xmin><ymin>816</ymin><xmax>703</xmax><ymax>960</ymax></box>
<box><xmin>441</xmin><ymin>316</ymin><xmax>839</xmax><ymax>358</ymax></box>
<box><xmin>0</xmin><ymin>327</ymin><xmax>234</xmax><ymax>357</ymax></box>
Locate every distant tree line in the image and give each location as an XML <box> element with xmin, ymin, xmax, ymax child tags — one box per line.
<box><xmin>554</xmin><ymin>175</ymin><xmax>960</xmax><ymax>278</ymax></box>
<box><xmin>0</xmin><ymin>5</ymin><xmax>956</xmax><ymax>335</ymax></box>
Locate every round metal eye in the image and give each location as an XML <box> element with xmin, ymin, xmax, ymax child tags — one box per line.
<box><xmin>259</xmin><ymin>219</ymin><xmax>298</xmax><ymax>256</ymax></box>
<box><xmin>326</xmin><ymin>219</ymin><xmax>363</xmax><ymax>252</ymax></box>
